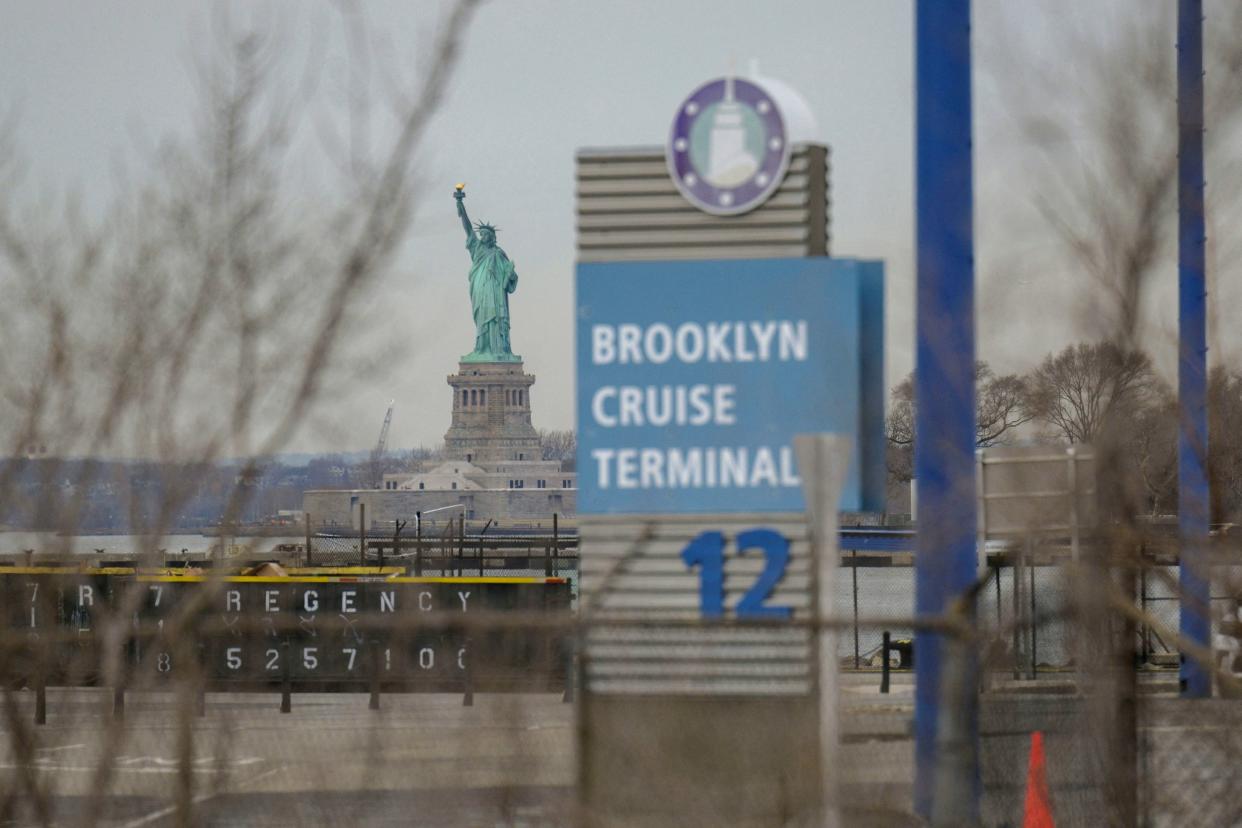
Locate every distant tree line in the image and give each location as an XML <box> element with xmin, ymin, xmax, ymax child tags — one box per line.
<box><xmin>0</xmin><ymin>430</ymin><xmax>579</xmax><ymax>532</ymax></box>
<box><xmin>888</xmin><ymin>340</ymin><xmax>1242</xmax><ymax>521</ymax></box>
<box><xmin>0</xmin><ymin>456</ymin><xmax>360</xmax><ymax>531</ymax></box>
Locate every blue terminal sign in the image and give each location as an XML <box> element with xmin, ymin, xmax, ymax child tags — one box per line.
<box><xmin>575</xmin><ymin>258</ymin><xmax>885</xmax><ymax>515</ymax></box>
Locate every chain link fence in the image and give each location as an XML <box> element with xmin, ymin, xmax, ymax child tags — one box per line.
<box><xmin>0</xmin><ymin>563</ymin><xmax>579</xmax><ymax>827</ymax></box>
<box><xmin>8</xmin><ymin>523</ymin><xmax>1242</xmax><ymax>826</ymax></box>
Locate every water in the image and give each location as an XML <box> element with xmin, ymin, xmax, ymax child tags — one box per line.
<box><xmin>0</xmin><ymin>532</ymin><xmax>303</xmax><ymax>558</ymax></box>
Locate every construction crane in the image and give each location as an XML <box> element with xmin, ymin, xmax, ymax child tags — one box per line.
<box><xmin>369</xmin><ymin>399</ymin><xmax>395</xmax><ymax>488</ymax></box>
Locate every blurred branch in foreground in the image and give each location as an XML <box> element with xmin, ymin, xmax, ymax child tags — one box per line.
<box><xmin>0</xmin><ymin>3</ymin><xmax>480</xmax><ymax>825</ymax></box>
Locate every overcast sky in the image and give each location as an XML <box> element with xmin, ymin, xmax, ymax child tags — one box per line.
<box><xmin>1</xmin><ymin>1</ymin><xmax>1232</xmax><ymax>455</ymax></box>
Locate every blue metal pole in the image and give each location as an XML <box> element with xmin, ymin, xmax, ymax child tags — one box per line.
<box><xmin>1177</xmin><ymin>0</ymin><xmax>1211</xmax><ymax>699</ymax></box>
<box><xmin>914</xmin><ymin>0</ymin><xmax>977</xmax><ymax>817</ymax></box>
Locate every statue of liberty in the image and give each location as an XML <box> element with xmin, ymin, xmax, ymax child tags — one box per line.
<box><xmin>454</xmin><ymin>185</ymin><xmax>520</xmax><ymax>363</ymax></box>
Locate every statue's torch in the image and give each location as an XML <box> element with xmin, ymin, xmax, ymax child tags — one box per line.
<box><xmin>454</xmin><ymin>183</ymin><xmax>466</xmax><ymax>201</ymax></box>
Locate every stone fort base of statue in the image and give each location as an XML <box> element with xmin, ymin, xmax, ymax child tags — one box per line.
<box><xmin>444</xmin><ymin>360</ymin><xmax>541</xmax><ymax>465</ymax></box>
<box><xmin>303</xmin><ymin>359</ymin><xmax>576</xmax><ymax>529</ymax></box>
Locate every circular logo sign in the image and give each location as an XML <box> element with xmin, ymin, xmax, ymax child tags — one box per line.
<box><xmin>666</xmin><ymin>76</ymin><xmax>791</xmax><ymax>216</ymax></box>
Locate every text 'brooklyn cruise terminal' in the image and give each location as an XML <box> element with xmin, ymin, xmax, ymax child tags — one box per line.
<box><xmin>588</xmin><ymin>319</ymin><xmax>805</xmax><ymax>492</ymax></box>
<box><xmin>575</xmin><ymin>257</ymin><xmax>886</xmax><ymax>515</ymax></box>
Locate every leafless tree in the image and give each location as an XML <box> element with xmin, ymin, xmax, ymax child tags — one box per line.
<box><xmin>1023</xmin><ymin>341</ymin><xmax>1156</xmax><ymax>445</ymax></box>
<box><xmin>887</xmin><ymin>362</ymin><xmax>1032</xmax><ymax>451</ymax></box>
<box><xmin>1120</xmin><ymin>380</ymin><xmax>1178</xmax><ymax>516</ymax></box>
<box><xmin>974</xmin><ymin>365</ymin><xmax>1033</xmax><ymax>447</ymax></box>
<box><xmin>406</xmin><ymin>443</ymin><xmax>447</xmax><ymax>469</ymax></box>
<box><xmin>885</xmin><ymin>361</ymin><xmax>1032</xmax><ymax>487</ymax></box>
<box><xmin>539</xmin><ymin>428</ymin><xmax>577</xmax><ymax>470</ymax></box>
<box><xmin>1209</xmin><ymin>365</ymin><xmax>1242</xmax><ymax>523</ymax></box>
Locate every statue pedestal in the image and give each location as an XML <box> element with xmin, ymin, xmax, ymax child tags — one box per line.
<box><xmin>461</xmin><ymin>351</ymin><xmax>522</xmax><ymax>364</ymax></box>
<box><xmin>444</xmin><ymin>361</ymin><xmax>541</xmax><ymax>465</ymax></box>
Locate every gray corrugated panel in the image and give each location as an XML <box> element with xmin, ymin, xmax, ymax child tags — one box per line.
<box><xmin>579</xmin><ymin>225</ymin><xmax>810</xmax><ymax>247</ymax></box>
<box><xmin>582</xmin><ymin>512</ymin><xmax>811</xmax><ymax>532</ymax></box>
<box><xmin>577</xmin><ymin>177</ymin><xmax>684</xmax><ymax>195</ymax></box>
<box><xmin>587</xmin><ymin>662</ymin><xmax>810</xmax><ymax>679</ymax></box>
<box><xmin>576</xmin><ymin>165</ymin><xmax>816</xmax><ymax>185</ymax></box>
<box><xmin>577</xmin><ymin>190</ymin><xmax>809</xmax><ymax>214</ymax></box>
<box><xmin>580</xmin><ymin>587</ymin><xmax>814</xmax><ymax>605</ymax></box>
<box><xmin>578</xmin><ymin>244</ymin><xmax>813</xmax><ymax>262</ymax></box>
<box><xmin>592</xmin><ymin>574</ymin><xmax>811</xmax><ymax>593</ymax></box>
<box><xmin>582</xmin><ymin>566</ymin><xmax>813</xmax><ymax>585</ymax></box>
<box><xmin>575</xmin><ymin>146</ymin><xmax>668</xmax><ymax>162</ymax></box>
<box><xmin>575</xmin><ymin>148</ymin><xmax>816</xmax><ymax>178</ymax></box>
<box><xmin>586</xmin><ymin>610</ymin><xmax>806</xmax><ymax>624</ymax></box>
<box><xmin>583</xmin><ymin>541</ymin><xmax>815</xmax><ymax>557</ymax></box>
<box><xmin>588</xmin><ymin>679</ymin><xmax>812</xmax><ymax>696</ymax></box>
<box><xmin>574</xmin><ymin>143</ymin><xmax>830</xmax><ymax>259</ymax></box>
<box><xmin>576</xmin><ymin>208</ymin><xmax>809</xmax><ymax>230</ymax></box>
<box><xmin>579</xmin><ymin>514</ymin><xmax>819</xmax><ymax>696</ymax></box>
<box><xmin>587</xmin><ymin>643</ymin><xmax>809</xmax><ymax>660</ymax></box>
<box><xmin>592</xmin><ymin>593</ymin><xmax>812</xmax><ymax>611</ymax></box>
<box><xmin>580</xmin><ymin>565</ymin><xmax>811</xmax><ymax>583</ymax></box>
<box><xmin>582</xmin><ymin>544</ymin><xmax>813</xmax><ymax>559</ymax></box>
<box><xmin>582</xmin><ymin>549</ymin><xmax>811</xmax><ymax>562</ymax></box>
<box><xmin>580</xmin><ymin>574</ymin><xmax>811</xmax><ymax>591</ymax></box>
<box><xmin>582</xmin><ymin>556</ymin><xmax>812</xmax><ymax>580</ymax></box>
<box><xmin>577</xmin><ymin>171</ymin><xmax>811</xmax><ymax>197</ymax></box>
<box><xmin>586</xmin><ymin>627</ymin><xmax>812</xmax><ymax>645</ymax></box>
<box><xmin>580</xmin><ymin>533</ymin><xmax>811</xmax><ymax>547</ymax></box>
<box><xmin>582</xmin><ymin>557</ymin><xmax>813</xmax><ymax>573</ymax></box>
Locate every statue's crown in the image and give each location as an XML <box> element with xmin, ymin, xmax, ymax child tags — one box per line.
<box><xmin>474</xmin><ymin>220</ymin><xmax>498</xmax><ymax>234</ymax></box>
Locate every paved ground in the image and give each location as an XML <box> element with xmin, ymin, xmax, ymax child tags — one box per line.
<box><xmin>4</xmin><ymin>676</ymin><xmax>916</xmax><ymax>827</ymax></box>
<box><xmin>3</xmin><ymin>689</ymin><xmax>575</xmax><ymax>827</ymax></box>
<box><xmin>5</xmin><ymin>672</ymin><xmax>1240</xmax><ymax>826</ymax></box>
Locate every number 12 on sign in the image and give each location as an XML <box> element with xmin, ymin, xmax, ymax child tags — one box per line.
<box><xmin>680</xmin><ymin>529</ymin><xmax>792</xmax><ymax>619</ymax></box>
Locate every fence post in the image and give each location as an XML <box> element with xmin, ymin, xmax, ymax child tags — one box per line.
<box><xmin>280</xmin><ymin>640</ymin><xmax>292</xmax><ymax>713</ymax></box>
<box><xmin>197</xmin><ymin>641</ymin><xmax>208</xmax><ymax>717</ymax></box>
<box><xmin>793</xmin><ymin>434</ymin><xmax>850</xmax><ymax>828</ymax></box>
<box><xmin>1068</xmin><ymin>447</ymin><xmax>1081</xmax><ymax>563</ymax></box>
<box><xmin>914</xmin><ymin>2</ymin><xmax>979</xmax><ymax>818</ymax></box>
<box><xmin>1177</xmin><ymin>0</ymin><xmax>1211</xmax><ymax>700</ymax></box>
<box><xmin>359</xmin><ymin>503</ymin><xmax>367</xmax><ymax>567</ymax></box>
<box><xmin>994</xmin><ymin>561</ymin><xmax>1001</xmax><ymax>628</ymax></box>
<box><xmin>1140</xmin><ymin>563</ymin><xmax>1150</xmax><ymax>664</ymax></box>
<box><xmin>881</xmin><ymin>631</ymin><xmax>891</xmax><ymax>694</ymax></box>
<box><xmin>369</xmin><ymin>637</ymin><xmax>382</xmax><ymax>711</ymax></box>
<box><xmin>415</xmin><ymin>512</ymin><xmax>422</xmax><ymax>576</ymax></box>
<box><xmin>462</xmin><ymin>634</ymin><xmax>474</xmax><ymax>707</ymax></box>
<box><xmin>305</xmin><ymin>512</ymin><xmax>312</xmax><ymax>566</ymax></box>
<box><xmin>1029</xmin><ymin>548</ymin><xmax>1037</xmax><ymax>680</ymax></box>
<box><xmin>562</xmin><ymin>614</ymin><xmax>575</xmax><ymax>704</ymax></box>
<box><xmin>1012</xmin><ymin>554</ymin><xmax>1021</xmax><ymax>681</ymax></box>
<box><xmin>553</xmin><ymin>512</ymin><xmax>560</xmax><ymax>578</ymax></box>
<box><xmin>852</xmin><ymin>550</ymin><xmax>860</xmax><ymax>669</ymax></box>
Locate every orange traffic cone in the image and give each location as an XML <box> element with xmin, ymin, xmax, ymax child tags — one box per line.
<box><xmin>1023</xmin><ymin>731</ymin><xmax>1054</xmax><ymax>828</ymax></box>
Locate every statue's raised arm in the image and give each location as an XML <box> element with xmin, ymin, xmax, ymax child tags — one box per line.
<box><xmin>454</xmin><ymin>184</ymin><xmax>473</xmax><ymax>242</ymax></box>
